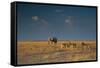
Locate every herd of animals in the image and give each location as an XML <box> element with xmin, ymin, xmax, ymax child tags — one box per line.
<box><xmin>48</xmin><ymin>37</ymin><xmax>92</xmax><ymax>49</ymax></box>
<box><xmin>17</xmin><ymin>37</ymin><xmax>96</xmax><ymax>64</ymax></box>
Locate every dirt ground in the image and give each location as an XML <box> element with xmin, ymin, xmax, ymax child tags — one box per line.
<box><xmin>17</xmin><ymin>40</ymin><xmax>96</xmax><ymax>65</ymax></box>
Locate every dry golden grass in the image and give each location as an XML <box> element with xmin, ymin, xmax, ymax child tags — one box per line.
<box><xmin>17</xmin><ymin>40</ymin><xmax>96</xmax><ymax>65</ymax></box>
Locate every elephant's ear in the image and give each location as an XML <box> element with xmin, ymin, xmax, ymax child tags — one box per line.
<box><xmin>51</xmin><ymin>37</ymin><xmax>53</xmax><ymax>40</ymax></box>
<box><xmin>48</xmin><ymin>37</ymin><xmax>51</xmax><ymax>39</ymax></box>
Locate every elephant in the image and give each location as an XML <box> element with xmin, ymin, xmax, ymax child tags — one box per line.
<box><xmin>48</xmin><ymin>37</ymin><xmax>57</xmax><ymax>45</ymax></box>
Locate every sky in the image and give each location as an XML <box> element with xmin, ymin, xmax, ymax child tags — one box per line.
<box><xmin>17</xmin><ymin>3</ymin><xmax>97</xmax><ymax>41</ymax></box>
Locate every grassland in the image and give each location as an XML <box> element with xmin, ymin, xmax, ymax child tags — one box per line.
<box><xmin>17</xmin><ymin>40</ymin><xmax>96</xmax><ymax>65</ymax></box>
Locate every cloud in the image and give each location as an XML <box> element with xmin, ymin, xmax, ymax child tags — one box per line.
<box><xmin>55</xmin><ymin>9</ymin><xmax>63</xmax><ymax>13</ymax></box>
<box><xmin>32</xmin><ymin>16</ymin><xmax>48</xmax><ymax>25</ymax></box>
<box><xmin>32</xmin><ymin>16</ymin><xmax>39</xmax><ymax>21</ymax></box>
<box><xmin>41</xmin><ymin>19</ymin><xmax>48</xmax><ymax>25</ymax></box>
<box><xmin>65</xmin><ymin>16</ymin><xmax>74</xmax><ymax>32</ymax></box>
<box><xmin>65</xmin><ymin>19</ymin><xmax>70</xmax><ymax>23</ymax></box>
<box><xmin>65</xmin><ymin>16</ymin><xmax>73</xmax><ymax>23</ymax></box>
